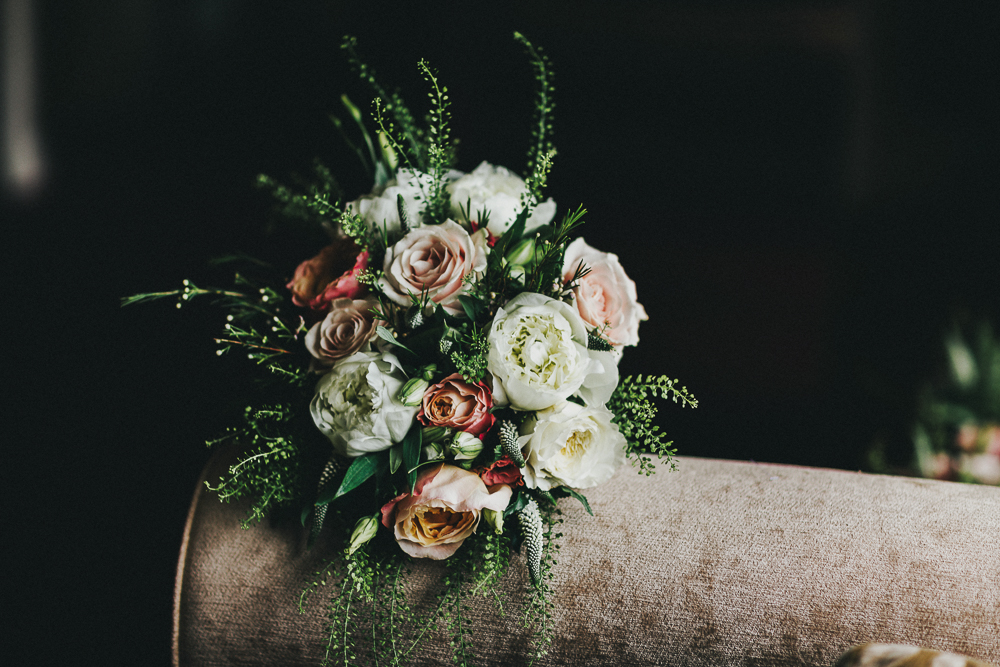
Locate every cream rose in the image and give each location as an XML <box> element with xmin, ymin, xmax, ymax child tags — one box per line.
<box><xmin>563</xmin><ymin>237</ymin><xmax>647</xmax><ymax>348</ymax></box>
<box><xmin>380</xmin><ymin>464</ymin><xmax>512</xmax><ymax>559</ymax></box>
<box><xmin>487</xmin><ymin>292</ymin><xmax>618</xmax><ymax>411</ymax></box>
<box><xmin>447</xmin><ymin>161</ymin><xmax>556</xmax><ymax>236</ymax></box>
<box><xmin>379</xmin><ymin>219</ymin><xmax>488</xmax><ymax>316</ymax></box>
<box><xmin>304</xmin><ymin>298</ymin><xmax>381</xmax><ymax>368</ymax></box>
<box><xmin>310</xmin><ymin>350</ymin><xmax>419</xmax><ymax>457</ymax></box>
<box><xmin>519</xmin><ymin>401</ymin><xmax>627</xmax><ymax>491</ymax></box>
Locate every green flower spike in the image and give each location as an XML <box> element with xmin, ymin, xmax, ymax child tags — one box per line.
<box><xmin>499</xmin><ymin>420</ymin><xmax>525</xmax><ymax>467</ymax></box>
<box><xmin>518</xmin><ymin>498</ymin><xmax>544</xmax><ymax>585</ymax></box>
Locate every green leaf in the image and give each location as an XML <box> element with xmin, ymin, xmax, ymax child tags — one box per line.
<box><xmin>317</xmin><ymin>453</ymin><xmax>378</xmax><ymax>505</ymax></box>
<box><xmin>503</xmin><ymin>490</ymin><xmax>529</xmax><ymax>517</ymax></box>
<box><xmin>558</xmin><ymin>486</ymin><xmax>593</xmax><ymax>516</ymax></box>
<box><xmin>389</xmin><ymin>443</ymin><xmax>403</xmax><ymax>474</ymax></box>
<box><xmin>457</xmin><ymin>294</ymin><xmax>481</xmax><ymax>321</ymax></box>
<box><xmin>402</xmin><ymin>426</ymin><xmax>423</xmax><ymax>492</ymax></box>
<box><xmin>376</xmin><ymin>325</ymin><xmax>417</xmax><ymax>356</ymax></box>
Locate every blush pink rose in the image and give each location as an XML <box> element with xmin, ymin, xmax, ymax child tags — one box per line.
<box><xmin>478</xmin><ymin>456</ymin><xmax>524</xmax><ymax>487</ymax></box>
<box><xmin>380</xmin><ymin>464</ymin><xmax>512</xmax><ymax>559</ymax></box>
<box><xmin>562</xmin><ymin>237</ymin><xmax>647</xmax><ymax>347</ymax></box>
<box><xmin>286</xmin><ymin>241</ymin><xmax>366</xmax><ymax>311</ymax></box>
<box><xmin>304</xmin><ymin>298</ymin><xmax>381</xmax><ymax>367</ymax></box>
<box><xmin>379</xmin><ymin>220</ymin><xmax>488</xmax><ymax>316</ymax></box>
<box><xmin>417</xmin><ymin>373</ymin><xmax>495</xmax><ymax>437</ymax></box>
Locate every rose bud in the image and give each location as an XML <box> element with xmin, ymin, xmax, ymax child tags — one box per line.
<box><xmin>449</xmin><ymin>431</ymin><xmax>484</xmax><ymax>461</ymax></box>
<box><xmin>348</xmin><ymin>514</ymin><xmax>380</xmax><ymax>555</ymax></box>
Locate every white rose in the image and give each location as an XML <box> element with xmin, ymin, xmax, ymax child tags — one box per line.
<box><xmin>310</xmin><ymin>350</ymin><xmax>419</xmax><ymax>457</ymax></box>
<box><xmin>379</xmin><ymin>219</ymin><xmax>489</xmax><ymax>316</ymax></box>
<box><xmin>447</xmin><ymin>161</ymin><xmax>556</xmax><ymax>236</ymax></box>
<box><xmin>487</xmin><ymin>292</ymin><xmax>618</xmax><ymax>411</ymax></box>
<box><xmin>348</xmin><ymin>168</ymin><xmax>454</xmax><ymax>236</ymax></box>
<box><xmin>563</xmin><ymin>237</ymin><xmax>648</xmax><ymax>348</ymax></box>
<box><xmin>519</xmin><ymin>401</ymin><xmax>627</xmax><ymax>490</ymax></box>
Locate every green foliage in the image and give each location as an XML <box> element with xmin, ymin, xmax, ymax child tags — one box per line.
<box><xmin>341</xmin><ymin>35</ymin><xmax>427</xmax><ymax>171</ymax></box>
<box><xmin>417</xmin><ymin>60</ymin><xmax>457</xmax><ymax>225</ymax></box>
<box><xmin>205</xmin><ymin>405</ymin><xmax>303</xmax><ymax>528</ymax></box>
<box><xmin>255</xmin><ymin>159</ymin><xmax>344</xmax><ymax>235</ymax></box>
<box><xmin>449</xmin><ymin>326</ymin><xmax>491</xmax><ymax>383</ymax></box>
<box><xmin>523</xmin><ymin>205</ymin><xmax>586</xmax><ymax>296</ymax></box>
<box><xmin>608</xmin><ymin>374</ymin><xmax>698</xmax><ymax>475</ymax></box>
<box><xmin>514</xmin><ymin>32</ymin><xmax>556</xmax><ymax>208</ymax></box>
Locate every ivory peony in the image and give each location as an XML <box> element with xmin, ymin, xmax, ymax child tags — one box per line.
<box><xmin>487</xmin><ymin>292</ymin><xmax>618</xmax><ymax>411</ymax></box>
<box><xmin>519</xmin><ymin>401</ymin><xmax>626</xmax><ymax>491</ymax></box>
<box><xmin>310</xmin><ymin>350</ymin><xmax>419</xmax><ymax>457</ymax></box>
<box><xmin>447</xmin><ymin>161</ymin><xmax>556</xmax><ymax>236</ymax></box>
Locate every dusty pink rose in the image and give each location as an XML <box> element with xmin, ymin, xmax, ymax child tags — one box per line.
<box><xmin>478</xmin><ymin>456</ymin><xmax>524</xmax><ymax>487</ymax></box>
<box><xmin>417</xmin><ymin>373</ymin><xmax>495</xmax><ymax>437</ymax></box>
<box><xmin>380</xmin><ymin>464</ymin><xmax>512</xmax><ymax>559</ymax></box>
<box><xmin>379</xmin><ymin>220</ymin><xmax>488</xmax><ymax>316</ymax></box>
<box><xmin>286</xmin><ymin>241</ymin><xmax>366</xmax><ymax>311</ymax></box>
<box><xmin>562</xmin><ymin>237</ymin><xmax>647</xmax><ymax>347</ymax></box>
<box><xmin>304</xmin><ymin>298</ymin><xmax>381</xmax><ymax>367</ymax></box>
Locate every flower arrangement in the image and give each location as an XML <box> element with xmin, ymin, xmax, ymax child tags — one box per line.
<box><xmin>126</xmin><ymin>33</ymin><xmax>697</xmax><ymax>666</ymax></box>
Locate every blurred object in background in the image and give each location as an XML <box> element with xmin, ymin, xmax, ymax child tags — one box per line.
<box><xmin>869</xmin><ymin>315</ymin><xmax>1000</xmax><ymax>485</ymax></box>
<box><xmin>2</xmin><ymin>0</ymin><xmax>46</xmax><ymax>200</ymax></box>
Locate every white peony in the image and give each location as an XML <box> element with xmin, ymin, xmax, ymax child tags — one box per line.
<box><xmin>310</xmin><ymin>350</ymin><xmax>419</xmax><ymax>457</ymax></box>
<box><xmin>348</xmin><ymin>168</ymin><xmax>457</xmax><ymax>236</ymax></box>
<box><xmin>519</xmin><ymin>401</ymin><xmax>627</xmax><ymax>490</ymax></box>
<box><xmin>447</xmin><ymin>161</ymin><xmax>556</xmax><ymax>236</ymax></box>
<box><xmin>487</xmin><ymin>292</ymin><xmax>618</xmax><ymax>411</ymax></box>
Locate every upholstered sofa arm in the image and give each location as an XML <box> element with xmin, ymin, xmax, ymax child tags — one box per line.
<box><xmin>174</xmin><ymin>449</ymin><xmax>1000</xmax><ymax>666</ymax></box>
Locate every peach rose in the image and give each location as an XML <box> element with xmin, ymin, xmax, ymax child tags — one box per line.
<box><xmin>562</xmin><ymin>237</ymin><xmax>647</xmax><ymax>348</ymax></box>
<box><xmin>380</xmin><ymin>464</ymin><xmax>512</xmax><ymax>559</ymax></box>
<box><xmin>379</xmin><ymin>220</ymin><xmax>488</xmax><ymax>316</ymax></box>
<box><xmin>304</xmin><ymin>298</ymin><xmax>381</xmax><ymax>367</ymax></box>
<box><xmin>286</xmin><ymin>241</ymin><xmax>366</xmax><ymax>311</ymax></box>
<box><xmin>417</xmin><ymin>373</ymin><xmax>495</xmax><ymax>437</ymax></box>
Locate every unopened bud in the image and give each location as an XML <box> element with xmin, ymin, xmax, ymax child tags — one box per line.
<box><xmin>449</xmin><ymin>431</ymin><xmax>484</xmax><ymax>461</ymax></box>
<box><xmin>505</xmin><ymin>238</ymin><xmax>536</xmax><ymax>266</ymax></box>
<box><xmin>422</xmin><ymin>426</ymin><xmax>449</xmax><ymax>444</ymax></box>
<box><xmin>482</xmin><ymin>508</ymin><xmax>504</xmax><ymax>534</ymax></box>
<box><xmin>378</xmin><ymin>131</ymin><xmax>398</xmax><ymax>170</ymax></box>
<box><xmin>397</xmin><ymin>377</ymin><xmax>429</xmax><ymax>407</ymax></box>
<box><xmin>419</xmin><ymin>364</ymin><xmax>438</xmax><ymax>382</ymax></box>
<box><xmin>348</xmin><ymin>514</ymin><xmax>379</xmax><ymax>555</ymax></box>
<box><xmin>424</xmin><ymin>440</ymin><xmax>445</xmax><ymax>461</ymax></box>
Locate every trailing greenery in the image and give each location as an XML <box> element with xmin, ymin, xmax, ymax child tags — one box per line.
<box><xmin>608</xmin><ymin>375</ymin><xmax>699</xmax><ymax>475</ymax></box>
<box><xmin>204</xmin><ymin>404</ymin><xmax>304</xmax><ymax>528</ymax></box>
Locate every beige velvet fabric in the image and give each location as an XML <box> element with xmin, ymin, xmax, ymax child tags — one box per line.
<box><xmin>175</xmin><ymin>449</ymin><xmax>1000</xmax><ymax>666</ymax></box>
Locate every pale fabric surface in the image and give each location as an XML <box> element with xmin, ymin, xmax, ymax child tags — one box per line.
<box><xmin>835</xmin><ymin>643</ymin><xmax>996</xmax><ymax>667</ymax></box>
<box><xmin>175</xmin><ymin>448</ymin><xmax>1000</xmax><ymax>666</ymax></box>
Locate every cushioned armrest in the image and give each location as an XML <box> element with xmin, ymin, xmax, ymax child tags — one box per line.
<box><xmin>175</xmin><ymin>449</ymin><xmax>1000</xmax><ymax>666</ymax></box>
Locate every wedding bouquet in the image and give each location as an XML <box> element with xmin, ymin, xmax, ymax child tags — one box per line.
<box><xmin>127</xmin><ymin>33</ymin><xmax>696</xmax><ymax>666</ymax></box>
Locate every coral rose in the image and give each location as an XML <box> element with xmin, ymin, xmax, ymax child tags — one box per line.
<box><xmin>380</xmin><ymin>464</ymin><xmax>512</xmax><ymax>559</ymax></box>
<box><xmin>478</xmin><ymin>456</ymin><xmax>524</xmax><ymax>487</ymax></box>
<box><xmin>286</xmin><ymin>240</ymin><xmax>367</xmax><ymax>311</ymax></box>
<box><xmin>304</xmin><ymin>298</ymin><xmax>381</xmax><ymax>368</ymax></box>
<box><xmin>562</xmin><ymin>237</ymin><xmax>647</xmax><ymax>347</ymax></box>
<box><xmin>417</xmin><ymin>372</ymin><xmax>495</xmax><ymax>437</ymax></box>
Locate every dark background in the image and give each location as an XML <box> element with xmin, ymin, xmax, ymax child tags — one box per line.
<box><xmin>4</xmin><ymin>1</ymin><xmax>997</xmax><ymax>664</ymax></box>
